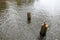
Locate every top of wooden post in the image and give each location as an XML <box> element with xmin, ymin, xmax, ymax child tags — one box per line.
<box><xmin>41</xmin><ymin>22</ymin><xmax>48</xmax><ymax>28</ymax></box>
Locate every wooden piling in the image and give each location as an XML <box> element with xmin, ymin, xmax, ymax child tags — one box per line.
<box><xmin>27</xmin><ymin>12</ymin><xmax>31</xmax><ymax>23</ymax></box>
<box><xmin>40</xmin><ymin>22</ymin><xmax>48</xmax><ymax>36</ymax></box>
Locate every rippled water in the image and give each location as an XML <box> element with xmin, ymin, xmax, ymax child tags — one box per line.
<box><xmin>0</xmin><ymin>0</ymin><xmax>60</xmax><ymax>40</ymax></box>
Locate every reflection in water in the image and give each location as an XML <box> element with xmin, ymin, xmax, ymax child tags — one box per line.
<box><xmin>0</xmin><ymin>1</ymin><xmax>7</xmax><ymax>12</ymax></box>
<box><xmin>33</xmin><ymin>0</ymin><xmax>57</xmax><ymax>16</ymax></box>
<box><xmin>0</xmin><ymin>1</ymin><xmax>7</xmax><ymax>17</ymax></box>
<box><xmin>16</xmin><ymin>0</ymin><xmax>34</xmax><ymax>5</ymax></box>
<box><xmin>38</xmin><ymin>35</ymin><xmax>46</xmax><ymax>40</ymax></box>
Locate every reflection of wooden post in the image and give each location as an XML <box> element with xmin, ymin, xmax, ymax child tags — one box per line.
<box><xmin>40</xmin><ymin>22</ymin><xmax>48</xmax><ymax>36</ymax></box>
<box><xmin>27</xmin><ymin>12</ymin><xmax>31</xmax><ymax>23</ymax></box>
<box><xmin>0</xmin><ymin>0</ymin><xmax>6</xmax><ymax>12</ymax></box>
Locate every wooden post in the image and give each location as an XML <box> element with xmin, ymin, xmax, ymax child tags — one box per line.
<box><xmin>27</xmin><ymin>12</ymin><xmax>31</xmax><ymax>23</ymax></box>
<box><xmin>40</xmin><ymin>22</ymin><xmax>48</xmax><ymax>36</ymax></box>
